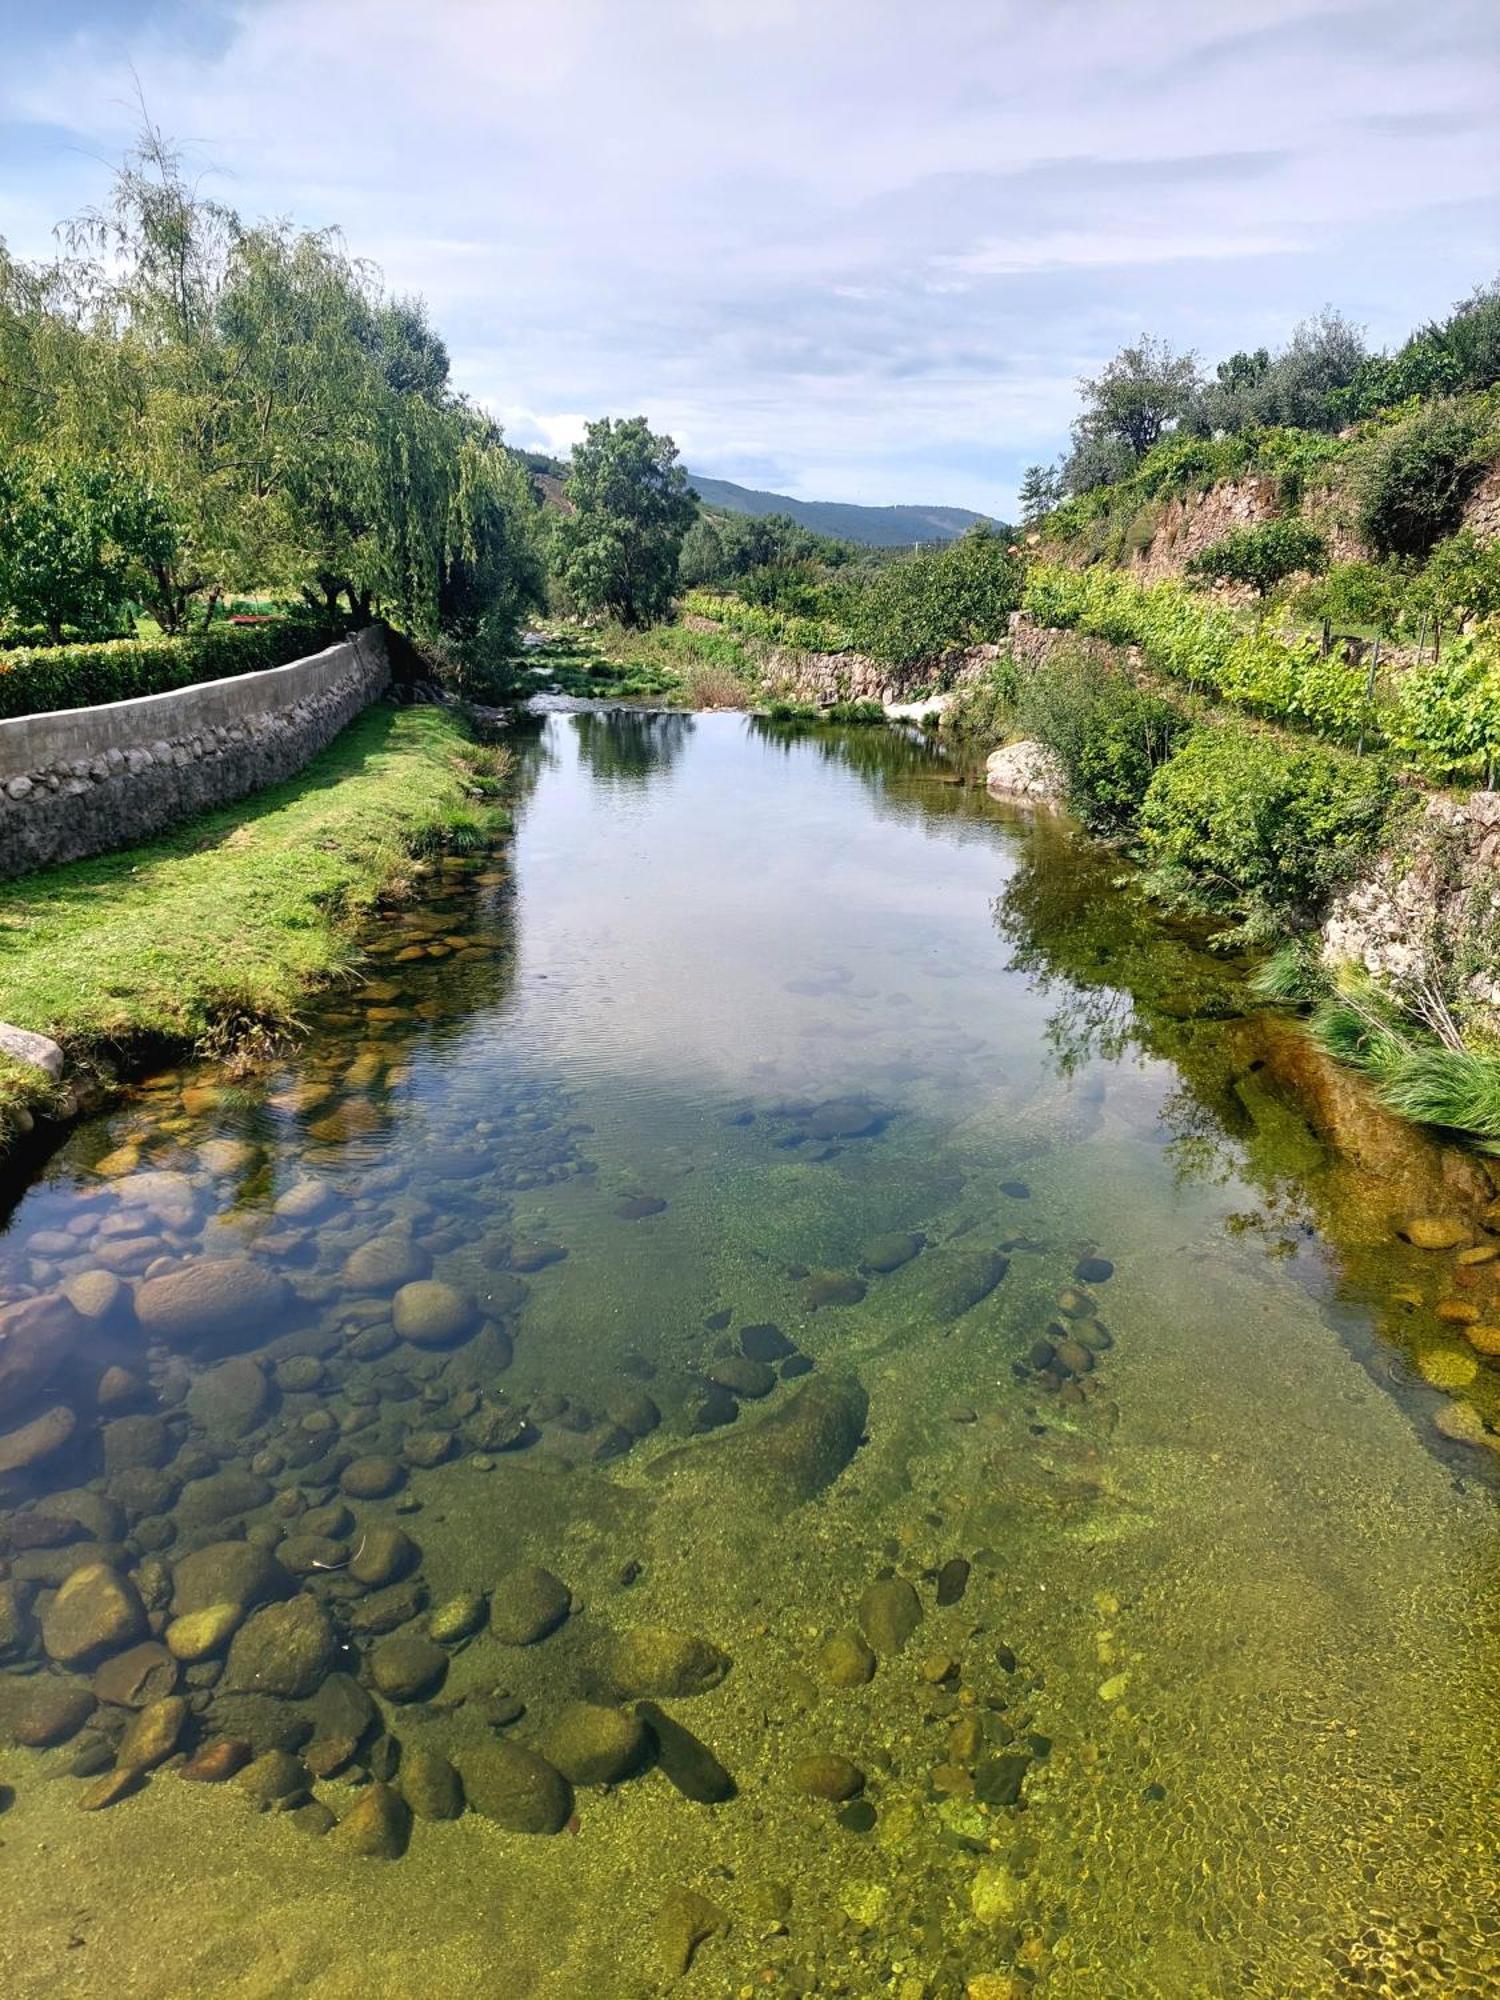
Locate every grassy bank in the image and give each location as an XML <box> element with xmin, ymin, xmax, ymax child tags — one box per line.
<box><xmin>0</xmin><ymin>703</ymin><xmax>507</xmax><ymax>1142</ymax></box>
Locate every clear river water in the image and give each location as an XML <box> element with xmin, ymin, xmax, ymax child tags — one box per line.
<box><xmin>1</xmin><ymin>708</ymin><xmax>1498</xmax><ymax>2000</ymax></box>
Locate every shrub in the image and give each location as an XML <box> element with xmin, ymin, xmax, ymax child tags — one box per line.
<box><xmin>942</xmin><ymin>657</ymin><xmax>1022</xmax><ymax>755</ymax></box>
<box><xmin>0</xmin><ymin>617</ymin><xmax>346</xmax><ymax>720</ymax></box>
<box><xmin>1355</xmin><ymin>399</ymin><xmax>1487</xmax><ymax>559</ymax></box>
<box><xmin>1139</xmin><ymin>726</ymin><xmax>1393</xmax><ymax>939</ymax></box>
<box><xmin>1388</xmin><ymin>636</ymin><xmax>1500</xmax><ymax>783</ymax></box>
<box><xmin>1187</xmin><ymin>519</ymin><xmax>1328</xmax><ymax>599</ymax></box>
<box><xmin>847</xmin><ymin>527</ymin><xmax>1023</xmax><ymax>664</ymax></box>
<box><xmin>1016</xmin><ymin>644</ymin><xmax>1190</xmax><ymax>833</ymax></box>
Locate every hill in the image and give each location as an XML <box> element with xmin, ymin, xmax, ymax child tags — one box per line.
<box><xmin>686</xmin><ymin>473</ymin><xmax>994</xmax><ymax>547</ymax></box>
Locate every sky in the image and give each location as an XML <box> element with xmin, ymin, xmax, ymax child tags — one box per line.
<box><xmin>1</xmin><ymin>0</ymin><xmax>1497</xmax><ymax>518</ymax></box>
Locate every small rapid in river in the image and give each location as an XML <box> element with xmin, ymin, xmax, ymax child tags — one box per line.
<box><xmin>1</xmin><ymin>710</ymin><xmax>1497</xmax><ymax>1999</ymax></box>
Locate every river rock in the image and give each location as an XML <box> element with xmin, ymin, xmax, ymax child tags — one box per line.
<box><xmin>460</xmin><ymin>1739</ymin><xmax>572</xmax><ymax>1833</ymax></box>
<box><xmin>175</xmin><ymin>1469</ymin><xmax>273</xmax><ymax>1529</ymax></box>
<box><xmin>78</xmin><ymin>1767</ymin><xmax>143</xmax><ymax>1811</ymax></box>
<box><xmin>817</xmin><ymin>1629</ymin><xmax>876</xmax><ymax>1687</ymax></box>
<box><xmin>739</xmin><ymin>1323</ymin><xmax>795</xmax><ymax>1363</ymax></box>
<box><xmin>339</xmin><ymin>1455</ymin><xmax>405</xmax><ymax>1500</ymax></box>
<box><xmin>706</xmin><ymin>1356</ymin><xmax>775</xmax><ymax>1399</ymax></box>
<box><xmin>308</xmin><ymin>1671</ymin><xmax>378</xmax><ymax>1746</ymax></box>
<box><xmin>401</xmin><ymin>1746</ymin><xmax>465</xmax><ymax>1819</ymax></box>
<box><xmin>348</xmin><ymin>1579</ymin><xmax>428</xmax><ymax>1634</ymax></box>
<box><xmin>273</xmin><ymin>1179</ymin><xmax>337</xmax><ymax>1222</ymax></box>
<box><xmin>806</xmin><ymin>1099</ymin><xmax>885</xmax><ymax>1140</ymax></box>
<box><xmin>654</xmin><ymin>1887</ymin><xmax>729</xmax><ymax>1977</ymax></box>
<box><xmin>392</xmin><ymin>1280</ymin><xmax>478</xmax><ymax>1348</ymax></box>
<box><xmin>344</xmin><ymin>1236</ymin><xmax>431</xmax><ymax>1291</ymax></box>
<box><xmin>859</xmin><ymin>1232</ymin><xmax>924</xmax><ymax>1273</ymax></box>
<box><xmin>62</xmin><ymin>1271</ymin><xmax>126</xmax><ymax>1322</ymax></box>
<box><xmin>0</xmin><ymin>1402</ymin><xmax>76</xmax><ymax>1475</ymax></box>
<box><xmin>0</xmin><ymin>1580</ymin><xmax>36</xmax><ymax>1659</ymax></box>
<box><xmin>172</xmin><ymin>1541</ymin><xmax>291</xmax><ymax>1617</ymax></box>
<box><xmin>350</xmin><ymin>1524</ymin><xmax>418</xmax><ymax>1588</ymax></box>
<box><xmin>235</xmin><ymin>1747</ymin><xmax>309</xmax><ymax>1807</ymax></box>
<box><xmin>490</xmin><ymin>1564</ymin><xmax>570</xmax><ymax>1645</ymax></box>
<box><xmin>0</xmin><ymin>1021</ymin><xmax>63</xmax><ymax>1076</ymax></box>
<box><xmin>370</xmin><ymin>1634</ymin><xmax>448</xmax><ymax>1702</ymax></box>
<box><xmin>604</xmin><ymin>1626</ymin><xmax>729</xmax><ymax>1699</ymax></box>
<box><xmin>636</xmin><ymin>1701</ymin><xmax>736</xmax><ymax>1803</ymax></box>
<box><xmin>1402</xmin><ymin>1217</ymin><xmax>1469</xmax><ymax>1250</ymax></box>
<box><xmin>41</xmin><ymin>1562</ymin><xmax>147</xmax><ymax>1666</ymax></box>
<box><xmin>670</xmin><ymin>1374</ymin><xmax>868</xmax><ymax>1514</ymax></box>
<box><xmin>605</xmin><ymin>1387</ymin><xmax>661</xmax><ymax>1438</ymax></box>
<box><xmin>427</xmin><ymin>1592</ymin><xmax>488</xmax><ymax>1644</ymax></box>
<box><xmin>11</xmin><ymin>1679</ymin><xmax>95</xmax><ymax>1747</ymax></box>
<box><xmin>224</xmin><ymin>1595</ymin><xmax>337</xmax><ymax>1698</ymax></box>
<box><xmin>922</xmin><ymin>1249</ymin><xmax>1009</xmax><ymax>1322</ymax></box>
<box><xmin>116</xmin><ymin>1695</ymin><xmax>187</xmax><ymax>1771</ymax></box>
<box><xmin>541</xmin><ymin>1702</ymin><xmax>648</xmax><ymax>1785</ymax></box>
<box><xmin>789</xmin><ymin>1752</ymin><xmax>864</xmax><ymax>1800</ymax></box>
<box><xmin>331</xmin><ymin>1780</ymin><xmax>411</xmax><ymax>1857</ymax></box>
<box><xmin>134</xmin><ymin>1257</ymin><xmax>292</xmax><ymax>1351</ymax></box>
<box><xmin>92</xmin><ymin>1641</ymin><xmax>177</xmax><ymax>1708</ymax></box>
<box><xmin>165</xmin><ymin>1603</ymin><xmax>244</xmax><ymax>1661</ymax></box>
<box><xmin>0</xmin><ymin>1292</ymin><xmax>89</xmax><ymax>1412</ymax></box>
<box><xmin>186</xmin><ymin>1357</ymin><xmax>270</xmax><ymax>1439</ymax></box>
<box><xmin>101</xmin><ymin>1413</ymin><xmax>171</xmax><ymax>1472</ymax></box>
<box><xmin>858</xmin><ymin>1577</ymin><xmax>923</xmax><ymax>1656</ymax></box>
<box><xmin>179</xmin><ymin>1737</ymin><xmax>250</xmax><ymax>1782</ymax></box>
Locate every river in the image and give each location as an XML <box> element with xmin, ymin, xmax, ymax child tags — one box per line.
<box><xmin>1</xmin><ymin>708</ymin><xmax>1497</xmax><ymax>1999</ymax></box>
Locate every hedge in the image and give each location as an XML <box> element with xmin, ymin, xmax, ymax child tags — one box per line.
<box><xmin>0</xmin><ymin>618</ymin><xmax>349</xmax><ymax>721</ymax></box>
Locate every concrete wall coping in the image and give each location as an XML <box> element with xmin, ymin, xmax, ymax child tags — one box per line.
<box><xmin>0</xmin><ymin>627</ymin><xmax>380</xmax><ymax>777</ymax></box>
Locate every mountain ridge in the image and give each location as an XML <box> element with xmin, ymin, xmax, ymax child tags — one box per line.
<box><xmin>686</xmin><ymin>471</ymin><xmax>993</xmax><ymax>547</ymax></box>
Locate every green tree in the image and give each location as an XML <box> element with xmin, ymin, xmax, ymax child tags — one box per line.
<box><xmin>0</xmin><ymin>453</ymin><xmax>141</xmax><ymax>640</ymax></box>
<box><xmin>552</xmin><ymin>416</ymin><xmax>697</xmax><ymax>625</ymax></box>
<box><xmin>1355</xmin><ymin>399</ymin><xmax>1486</xmax><ymax>559</ymax></box>
<box><xmin>1018</xmin><ymin>463</ymin><xmax>1062</xmax><ymax>527</ymax></box>
<box><xmin>1187</xmin><ymin>519</ymin><xmax>1328</xmax><ymax>600</ymax></box>
<box><xmin>1072</xmin><ymin>335</ymin><xmax>1202</xmax><ymax>464</ymax></box>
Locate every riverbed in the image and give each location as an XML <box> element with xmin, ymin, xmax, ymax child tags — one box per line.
<box><xmin>1</xmin><ymin>709</ymin><xmax>1497</xmax><ymax>1999</ymax></box>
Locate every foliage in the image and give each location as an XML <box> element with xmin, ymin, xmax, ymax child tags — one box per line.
<box><xmin>0</xmin><ymin>615</ymin><xmax>343</xmax><ymax>720</ymax></box>
<box><xmin>682</xmin><ymin>588</ymin><xmax>853</xmax><ymax>654</ymax></box>
<box><xmin>0</xmin><ymin>453</ymin><xmax>167</xmax><ymax>641</ymax></box>
<box><xmin>1015</xmin><ymin>644</ymin><xmax>1190</xmax><ymax>833</ymax></box>
<box><xmin>1354</xmin><ymin>399</ymin><xmax>1488</xmax><ymax>559</ymax></box>
<box><xmin>1068</xmin><ymin>334</ymin><xmax>1202</xmax><ymax>477</ymax></box>
<box><xmin>1412</xmin><ymin>529</ymin><xmax>1500</xmax><ymax>628</ymax></box>
<box><xmin>678</xmin><ymin>508</ymin><xmax>853</xmax><ymax>589</ymax></box>
<box><xmin>1187</xmin><ymin>518</ymin><xmax>1327</xmax><ymax>599</ymax></box>
<box><xmin>941</xmin><ymin>657</ymin><xmax>1022</xmax><ymax>755</ymax></box>
<box><xmin>846</xmin><ymin>526</ymin><xmax>1024</xmax><ymax>663</ymax></box>
<box><xmin>1138</xmin><ymin>726</ymin><xmax>1393</xmax><ymax>939</ymax></box>
<box><xmin>1018</xmin><ymin>464</ymin><xmax>1063</xmax><ymax>526</ymax></box>
<box><xmin>0</xmin><ymin>123</ymin><xmax>542</xmax><ymax>655</ymax></box>
<box><xmin>1388</xmin><ymin>637</ymin><xmax>1500</xmax><ymax>783</ymax></box>
<box><xmin>551</xmin><ymin>416</ymin><xmax>697</xmax><ymax>626</ymax></box>
<box><xmin>1294</xmin><ymin>559</ymin><xmax>1409</xmax><ymax>636</ymax></box>
<box><xmin>1190</xmin><ymin>311</ymin><xmax>1368</xmax><ymax>436</ymax></box>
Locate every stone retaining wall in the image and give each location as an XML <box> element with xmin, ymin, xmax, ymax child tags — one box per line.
<box><xmin>0</xmin><ymin>627</ymin><xmax>389</xmax><ymax>879</ymax></box>
<box><xmin>767</xmin><ymin>640</ymin><xmax>1004</xmax><ymax>707</ymax></box>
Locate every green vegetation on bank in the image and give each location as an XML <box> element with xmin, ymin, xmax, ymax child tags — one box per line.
<box><xmin>0</xmin><ymin>616</ymin><xmax>343</xmax><ymax>719</ymax></box>
<box><xmin>0</xmin><ymin>704</ymin><xmax>505</xmax><ymax>1142</ymax></box>
<box><xmin>0</xmin><ymin>123</ymin><xmax>544</xmax><ymax>698</ymax></box>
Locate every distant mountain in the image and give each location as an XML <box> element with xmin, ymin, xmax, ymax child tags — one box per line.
<box><xmin>686</xmin><ymin>472</ymin><xmax>994</xmax><ymax>548</ymax></box>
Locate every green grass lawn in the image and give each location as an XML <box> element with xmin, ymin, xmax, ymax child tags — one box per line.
<box><xmin>0</xmin><ymin>703</ymin><xmax>507</xmax><ymax>1139</ymax></box>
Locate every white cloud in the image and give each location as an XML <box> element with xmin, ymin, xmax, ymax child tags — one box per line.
<box><xmin>2</xmin><ymin>0</ymin><xmax>1496</xmax><ymax>516</ymax></box>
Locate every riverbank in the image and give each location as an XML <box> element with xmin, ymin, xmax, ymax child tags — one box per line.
<box><xmin>0</xmin><ymin>704</ymin><xmax>509</xmax><ymax>1150</ymax></box>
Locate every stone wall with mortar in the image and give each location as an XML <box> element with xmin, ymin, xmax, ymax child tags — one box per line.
<box><xmin>765</xmin><ymin>640</ymin><xmax>1004</xmax><ymax>708</ymax></box>
<box><xmin>0</xmin><ymin>627</ymin><xmax>388</xmax><ymax>879</ymax></box>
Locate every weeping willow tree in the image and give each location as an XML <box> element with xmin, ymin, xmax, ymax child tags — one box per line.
<box><xmin>0</xmin><ymin>120</ymin><xmax>541</xmax><ymax>648</ymax></box>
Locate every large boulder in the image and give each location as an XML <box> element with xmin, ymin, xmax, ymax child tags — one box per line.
<box><xmin>392</xmin><ymin>1280</ymin><xmax>478</xmax><ymax>1348</ymax></box>
<box><xmin>984</xmin><ymin>739</ymin><xmax>1066</xmax><ymax>804</ymax></box>
<box><xmin>654</xmin><ymin>1374</ymin><xmax>868</xmax><ymax>1516</ymax></box>
<box><xmin>40</xmin><ymin>1562</ymin><xmax>148</xmax><ymax>1667</ymax></box>
<box><xmin>134</xmin><ymin>1258</ymin><xmax>293</xmax><ymax>1352</ymax></box>
<box><xmin>224</xmin><ymin>1594</ymin><xmax>337</xmax><ymax>1698</ymax></box>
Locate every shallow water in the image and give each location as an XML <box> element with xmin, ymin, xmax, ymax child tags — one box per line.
<box><xmin>1</xmin><ymin>710</ymin><xmax>1499</xmax><ymax>1999</ymax></box>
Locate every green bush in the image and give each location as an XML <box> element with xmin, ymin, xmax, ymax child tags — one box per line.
<box><xmin>942</xmin><ymin>657</ymin><xmax>1022</xmax><ymax>755</ymax></box>
<box><xmin>1355</xmin><ymin>399</ymin><xmax>1488</xmax><ymax>559</ymax></box>
<box><xmin>1389</xmin><ymin>636</ymin><xmax>1500</xmax><ymax>783</ymax></box>
<box><xmin>1186</xmin><ymin>518</ymin><xmax>1327</xmax><ymax>598</ymax></box>
<box><xmin>1139</xmin><ymin>726</ymin><xmax>1393</xmax><ymax>938</ymax></box>
<box><xmin>846</xmin><ymin>527</ymin><xmax>1023</xmax><ymax>664</ymax></box>
<box><xmin>0</xmin><ymin>617</ymin><xmax>346</xmax><ymax>720</ymax></box>
<box><xmin>1016</xmin><ymin>644</ymin><xmax>1190</xmax><ymax>833</ymax></box>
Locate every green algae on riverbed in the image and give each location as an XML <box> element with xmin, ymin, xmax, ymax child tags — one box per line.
<box><xmin>0</xmin><ymin>711</ymin><xmax>1498</xmax><ymax>1999</ymax></box>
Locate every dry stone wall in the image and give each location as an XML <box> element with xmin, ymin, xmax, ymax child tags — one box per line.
<box><xmin>0</xmin><ymin>627</ymin><xmax>389</xmax><ymax>879</ymax></box>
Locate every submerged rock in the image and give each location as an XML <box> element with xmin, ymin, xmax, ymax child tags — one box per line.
<box><xmin>665</xmin><ymin>1374</ymin><xmax>868</xmax><ymax>1515</ymax></box>
<box><xmin>391</xmin><ymin>1280</ymin><xmax>478</xmax><ymax>1348</ymax></box>
<box><xmin>540</xmin><ymin>1702</ymin><xmax>648</xmax><ymax>1786</ymax></box>
<box><xmin>920</xmin><ymin>1249</ymin><xmax>1009</xmax><ymax>1322</ymax></box>
<box><xmin>116</xmin><ymin>1695</ymin><xmax>187</xmax><ymax>1772</ymax></box>
<box><xmin>171</xmin><ymin>1541</ymin><xmax>290</xmax><ymax>1618</ymax></box>
<box><xmin>636</xmin><ymin>1702</ymin><xmax>736</xmax><ymax>1803</ymax></box>
<box><xmin>41</xmin><ymin>1562</ymin><xmax>147</xmax><ymax>1667</ymax></box>
<box><xmin>224</xmin><ymin>1595</ymin><xmax>337</xmax><ymax>1698</ymax></box>
<box><xmin>490</xmin><ymin>1565</ymin><xmax>570</xmax><ymax>1645</ymax></box>
<box><xmin>858</xmin><ymin>1577</ymin><xmax>923</xmax><ymax>1656</ymax></box>
<box><xmin>134</xmin><ymin>1258</ymin><xmax>292</xmax><ymax>1351</ymax></box>
<box><xmin>460</xmin><ymin>1738</ymin><xmax>572</xmax><ymax>1833</ymax></box>
<box><xmin>370</xmin><ymin>1634</ymin><xmax>448</xmax><ymax>1702</ymax></box>
<box><xmin>0</xmin><ymin>1402</ymin><xmax>76</xmax><ymax>1475</ymax></box>
<box><xmin>789</xmin><ymin>1752</ymin><xmax>864</xmax><ymax>1801</ymax></box>
<box><xmin>11</xmin><ymin>1679</ymin><xmax>95</xmax><ymax>1747</ymax></box>
<box><xmin>331</xmin><ymin>1781</ymin><xmax>411</xmax><ymax>1858</ymax></box>
<box><xmin>185</xmin><ymin>1357</ymin><xmax>270</xmax><ymax>1439</ymax></box>
<box><xmin>401</xmin><ymin>1747</ymin><xmax>465</xmax><ymax>1819</ymax></box>
<box><xmin>859</xmin><ymin>1232</ymin><xmax>924</xmax><ymax>1274</ymax></box>
<box><xmin>604</xmin><ymin>1626</ymin><xmax>730</xmax><ymax>1700</ymax></box>
<box><xmin>655</xmin><ymin>1886</ymin><xmax>729</xmax><ymax>1977</ymax></box>
<box><xmin>817</xmin><ymin>1629</ymin><xmax>876</xmax><ymax>1688</ymax></box>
